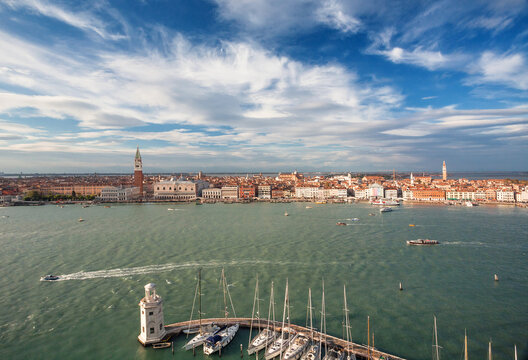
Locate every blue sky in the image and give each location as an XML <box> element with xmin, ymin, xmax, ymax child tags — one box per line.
<box><xmin>0</xmin><ymin>0</ymin><xmax>527</xmax><ymax>173</ymax></box>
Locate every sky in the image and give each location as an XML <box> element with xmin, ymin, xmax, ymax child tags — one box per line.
<box><xmin>0</xmin><ymin>0</ymin><xmax>527</xmax><ymax>173</ymax></box>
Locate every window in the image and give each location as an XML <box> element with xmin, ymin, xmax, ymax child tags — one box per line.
<box><xmin>150</xmin><ymin>328</ymin><xmax>155</xmax><ymax>334</ymax></box>
<box><xmin>142</xmin><ymin>327</ymin><xmax>145</xmax><ymax>333</ymax></box>
<box><xmin>159</xmin><ymin>324</ymin><xmax>162</xmax><ymax>330</ymax></box>
<box><xmin>142</xmin><ymin>310</ymin><xmax>144</xmax><ymax>314</ymax></box>
<box><xmin>149</xmin><ymin>311</ymin><xmax>153</xmax><ymax>315</ymax></box>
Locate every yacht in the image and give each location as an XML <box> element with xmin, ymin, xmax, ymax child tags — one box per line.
<box><xmin>407</xmin><ymin>239</ymin><xmax>439</xmax><ymax>245</ymax></box>
<box><xmin>248</xmin><ymin>328</ymin><xmax>277</xmax><ymax>355</ymax></box>
<box><xmin>336</xmin><ymin>222</ymin><xmax>347</xmax><ymax>226</ymax></box>
<box><xmin>283</xmin><ymin>334</ymin><xmax>309</xmax><ymax>360</ymax></box>
<box><xmin>41</xmin><ymin>275</ymin><xmax>59</xmax><ymax>281</ymax></box>
<box><xmin>300</xmin><ymin>288</ymin><xmax>319</xmax><ymax>360</ymax></box>
<box><xmin>203</xmin><ymin>323</ymin><xmax>240</xmax><ymax>355</ymax></box>
<box><xmin>265</xmin><ymin>332</ymin><xmax>297</xmax><ymax>359</ymax></box>
<box><xmin>248</xmin><ymin>279</ymin><xmax>278</xmax><ymax>355</ymax></box>
<box><xmin>379</xmin><ymin>207</ymin><xmax>392</xmax><ymax>213</ymax></box>
<box><xmin>323</xmin><ymin>348</ymin><xmax>344</xmax><ymax>360</ymax></box>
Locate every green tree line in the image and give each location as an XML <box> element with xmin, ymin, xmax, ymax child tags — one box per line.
<box><xmin>24</xmin><ymin>190</ymin><xmax>96</xmax><ymax>201</ymax></box>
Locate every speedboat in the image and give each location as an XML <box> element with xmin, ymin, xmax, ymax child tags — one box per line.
<box><xmin>379</xmin><ymin>207</ymin><xmax>392</xmax><ymax>213</ymax></box>
<box><xmin>407</xmin><ymin>239</ymin><xmax>439</xmax><ymax>245</ymax></box>
<box><xmin>284</xmin><ymin>212</ymin><xmax>289</xmax><ymax>216</ymax></box>
<box><xmin>283</xmin><ymin>334</ymin><xmax>310</xmax><ymax>360</ymax></box>
<box><xmin>248</xmin><ymin>328</ymin><xmax>277</xmax><ymax>355</ymax></box>
<box><xmin>78</xmin><ymin>218</ymin><xmax>84</xmax><ymax>222</ymax></box>
<box><xmin>41</xmin><ymin>275</ymin><xmax>59</xmax><ymax>281</ymax></box>
<box><xmin>203</xmin><ymin>323</ymin><xmax>239</xmax><ymax>355</ymax></box>
<box><xmin>336</xmin><ymin>222</ymin><xmax>347</xmax><ymax>226</ymax></box>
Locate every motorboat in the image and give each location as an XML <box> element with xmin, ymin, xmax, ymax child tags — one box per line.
<box><xmin>41</xmin><ymin>274</ymin><xmax>59</xmax><ymax>281</ymax></box>
<box><xmin>336</xmin><ymin>222</ymin><xmax>347</xmax><ymax>226</ymax></box>
<box><xmin>379</xmin><ymin>207</ymin><xmax>392</xmax><ymax>213</ymax></box>
<box><xmin>371</xmin><ymin>199</ymin><xmax>400</xmax><ymax>206</ymax></box>
<box><xmin>152</xmin><ymin>342</ymin><xmax>171</xmax><ymax>349</ymax></box>
<box><xmin>203</xmin><ymin>323</ymin><xmax>239</xmax><ymax>355</ymax></box>
<box><xmin>283</xmin><ymin>334</ymin><xmax>310</xmax><ymax>360</ymax></box>
<box><xmin>351</xmin><ymin>218</ymin><xmax>359</xmax><ymax>221</ymax></box>
<box><xmin>409</xmin><ymin>224</ymin><xmax>416</xmax><ymax>227</ymax></box>
<box><xmin>407</xmin><ymin>239</ymin><xmax>439</xmax><ymax>245</ymax></box>
<box><xmin>78</xmin><ymin>218</ymin><xmax>84</xmax><ymax>222</ymax></box>
<box><xmin>284</xmin><ymin>211</ymin><xmax>289</xmax><ymax>216</ymax></box>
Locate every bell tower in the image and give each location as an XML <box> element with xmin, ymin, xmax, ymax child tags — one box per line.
<box><xmin>138</xmin><ymin>283</ymin><xmax>166</xmax><ymax>345</ymax></box>
<box><xmin>442</xmin><ymin>161</ymin><xmax>447</xmax><ymax>181</ymax></box>
<box><xmin>134</xmin><ymin>146</ymin><xmax>144</xmax><ymax>197</ymax></box>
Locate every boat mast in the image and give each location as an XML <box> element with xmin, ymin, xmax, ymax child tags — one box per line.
<box><xmin>307</xmin><ymin>288</ymin><xmax>313</xmax><ymax>339</ymax></box>
<box><xmin>198</xmin><ymin>268</ymin><xmax>202</xmax><ymax>333</ymax></box>
<box><xmin>514</xmin><ymin>344</ymin><xmax>517</xmax><ymax>360</ymax></box>
<box><xmin>321</xmin><ymin>279</ymin><xmax>327</xmax><ymax>357</ymax></box>
<box><xmin>279</xmin><ymin>279</ymin><xmax>289</xmax><ymax>360</ymax></box>
<box><xmin>248</xmin><ymin>274</ymin><xmax>259</xmax><ymax>349</ymax></box>
<box><xmin>464</xmin><ymin>329</ymin><xmax>468</xmax><ymax>360</ymax></box>
<box><xmin>344</xmin><ymin>284</ymin><xmax>351</xmax><ymax>359</ymax></box>
<box><xmin>265</xmin><ymin>281</ymin><xmax>275</xmax><ymax>354</ymax></box>
<box><xmin>367</xmin><ymin>316</ymin><xmax>370</xmax><ymax>360</ymax></box>
<box><xmin>488</xmin><ymin>339</ymin><xmax>492</xmax><ymax>360</ymax></box>
<box><xmin>433</xmin><ymin>316</ymin><xmax>440</xmax><ymax>360</ymax></box>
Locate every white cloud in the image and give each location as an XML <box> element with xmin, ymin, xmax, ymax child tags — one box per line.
<box><xmin>315</xmin><ymin>0</ymin><xmax>361</xmax><ymax>33</ymax></box>
<box><xmin>468</xmin><ymin>51</ymin><xmax>528</xmax><ymax>90</ymax></box>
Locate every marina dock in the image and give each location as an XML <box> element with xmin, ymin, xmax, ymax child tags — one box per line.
<box><xmin>163</xmin><ymin>317</ymin><xmax>406</xmax><ymax>360</ymax></box>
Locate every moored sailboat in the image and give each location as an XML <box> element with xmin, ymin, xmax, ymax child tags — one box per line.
<box><xmin>343</xmin><ymin>285</ymin><xmax>356</xmax><ymax>360</ymax></box>
<box><xmin>248</xmin><ymin>278</ymin><xmax>278</xmax><ymax>355</ymax></box>
<box><xmin>265</xmin><ymin>279</ymin><xmax>297</xmax><ymax>359</ymax></box>
<box><xmin>203</xmin><ymin>269</ymin><xmax>239</xmax><ymax>355</ymax></box>
<box><xmin>183</xmin><ymin>269</ymin><xmax>220</xmax><ymax>350</ymax></box>
<box><xmin>300</xmin><ymin>288</ymin><xmax>320</xmax><ymax>360</ymax></box>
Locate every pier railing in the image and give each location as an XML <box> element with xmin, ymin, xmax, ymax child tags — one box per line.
<box><xmin>164</xmin><ymin>317</ymin><xmax>406</xmax><ymax>360</ymax></box>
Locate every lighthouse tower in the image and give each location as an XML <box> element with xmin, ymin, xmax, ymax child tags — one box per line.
<box><xmin>134</xmin><ymin>146</ymin><xmax>144</xmax><ymax>197</ymax></box>
<box><xmin>138</xmin><ymin>283</ymin><xmax>166</xmax><ymax>345</ymax></box>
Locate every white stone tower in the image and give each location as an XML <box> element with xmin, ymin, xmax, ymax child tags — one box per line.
<box><xmin>138</xmin><ymin>283</ymin><xmax>166</xmax><ymax>345</ymax></box>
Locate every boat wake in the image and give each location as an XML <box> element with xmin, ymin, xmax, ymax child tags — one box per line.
<box><xmin>42</xmin><ymin>259</ymin><xmax>309</xmax><ymax>281</ymax></box>
<box><xmin>441</xmin><ymin>241</ymin><xmax>486</xmax><ymax>246</ymax></box>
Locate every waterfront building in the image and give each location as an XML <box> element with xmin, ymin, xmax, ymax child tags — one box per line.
<box><xmin>403</xmin><ymin>189</ymin><xmax>414</xmax><ymax>200</ymax></box>
<box><xmin>239</xmin><ymin>185</ymin><xmax>257</xmax><ymax>199</ymax></box>
<box><xmin>138</xmin><ymin>283</ymin><xmax>166</xmax><ymax>345</ymax></box>
<box><xmin>295</xmin><ymin>186</ymin><xmax>319</xmax><ymax>199</ymax></box>
<box><xmin>446</xmin><ymin>190</ymin><xmax>476</xmax><ymax>201</ymax></box>
<box><xmin>368</xmin><ymin>183</ymin><xmax>384</xmax><ymax>198</ymax></box>
<box><xmin>442</xmin><ymin>161</ymin><xmax>447</xmax><ymax>181</ymax></box>
<box><xmin>257</xmin><ymin>185</ymin><xmax>271</xmax><ymax>199</ymax></box>
<box><xmin>516</xmin><ymin>189</ymin><xmax>528</xmax><ymax>202</ymax></box>
<box><xmin>412</xmin><ymin>189</ymin><xmax>446</xmax><ymax>201</ymax></box>
<box><xmin>153</xmin><ymin>178</ymin><xmax>208</xmax><ymax>200</ymax></box>
<box><xmin>353</xmin><ymin>187</ymin><xmax>369</xmax><ymax>199</ymax></box>
<box><xmin>496</xmin><ymin>190</ymin><xmax>515</xmax><ymax>202</ymax></box>
<box><xmin>134</xmin><ymin>146</ymin><xmax>144</xmax><ymax>197</ymax></box>
<box><xmin>202</xmin><ymin>188</ymin><xmax>221</xmax><ymax>199</ymax></box>
<box><xmin>221</xmin><ymin>185</ymin><xmax>239</xmax><ymax>199</ymax></box>
<box><xmin>271</xmin><ymin>189</ymin><xmax>285</xmax><ymax>198</ymax></box>
<box><xmin>40</xmin><ymin>185</ymin><xmax>107</xmax><ymax>196</ymax></box>
<box><xmin>99</xmin><ymin>186</ymin><xmax>140</xmax><ymax>202</ymax></box>
<box><xmin>384</xmin><ymin>188</ymin><xmax>400</xmax><ymax>199</ymax></box>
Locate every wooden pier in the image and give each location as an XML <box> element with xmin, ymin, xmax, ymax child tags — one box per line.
<box><xmin>163</xmin><ymin>317</ymin><xmax>406</xmax><ymax>360</ymax></box>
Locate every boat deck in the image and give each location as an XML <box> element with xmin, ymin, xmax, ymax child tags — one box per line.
<box><xmin>162</xmin><ymin>317</ymin><xmax>406</xmax><ymax>360</ymax></box>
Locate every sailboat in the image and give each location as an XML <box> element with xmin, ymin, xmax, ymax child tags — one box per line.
<box><xmin>248</xmin><ymin>278</ymin><xmax>278</xmax><ymax>355</ymax></box>
<box><xmin>432</xmin><ymin>316</ymin><xmax>441</xmax><ymax>360</ymax></box>
<box><xmin>343</xmin><ymin>285</ymin><xmax>356</xmax><ymax>360</ymax></box>
<box><xmin>203</xmin><ymin>269</ymin><xmax>240</xmax><ymax>355</ymax></box>
<box><xmin>300</xmin><ymin>288</ymin><xmax>320</xmax><ymax>360</ymax></box>
<box><xmin>265</xmin><ymin>279</ymin><xmax>297</xmax><ymax>359</ymax></box>
<box><xmin>183</xmin><ymin>269</ymin><xmax>220</xmax><ymax>350</ymax></box>
<box><xmin>284</xmin><ymin>289</ymin><xmax>313</xmax><ymax>360</ymax></box>
<box><xmin>323</xmin><ymin>281</ymin><xmax>344</xmax><ymax>360</ymax></box>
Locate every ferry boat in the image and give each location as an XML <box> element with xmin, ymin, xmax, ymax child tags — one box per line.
<box><xmin>41</xmin><ymin>274</ymin><xmax>59</xmax><ymax>281</ymax></box>
<box><xmin>406</xmin><ymin>239</ymin><xmax>439</xmax><ymax>245</ymax></box>
<box><xmin>379</xmin><ymin>207</ymin><xmax>392</xmax><ymax>213</ymax></box>
<box><xmin>371</xmin><ymin>199</ymin><xmax>400</xmax><ymax>206</ymax></box>
<box><xmin>203</xmin><ymin>323</ymin><xmax>239</xmax><ymax>355</ymax></box>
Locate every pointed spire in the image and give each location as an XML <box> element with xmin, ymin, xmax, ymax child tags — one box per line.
<box><xmin>135</xmin><ymin>145</ymin><xmax>141</xmax><ymax>160</ymax></box>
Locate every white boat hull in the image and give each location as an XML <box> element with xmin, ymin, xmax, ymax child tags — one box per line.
<box><xmin>203</xmin><ymin>323</ymin><xmax>239</xmax><ymax>355</ymax></box>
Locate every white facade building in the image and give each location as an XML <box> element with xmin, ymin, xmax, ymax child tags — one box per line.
<box><xmin>403</xmin><ymin>189</ymin><xmax>414</xmax><ymax>200</ymax></box>
<box><xmin>202</xmin><ymin>188</ymin><xmax>221</xmax><ymax>199</ymax></box>
<box><xmin>154</xmin><ymin>178</ymin><xmax>209</xmax><ymax>200</ymax></box>
<box><xmin>384</xmin><ymin>189</ymin><xmax>400</xmax><ymax>199</ymax></box>
<box><xmin>99</xmin><ymin>186</ymin><xmax>140</xmax><ymax>202</ymax></box>
<box><xmin>368</xmin><ymin>183</ymin><xmax>384</xmax><ymax>198</ymax></box>
<box><xmin>295</xmin><ymin>187</ymin><xmax>319</xmax><ymax>199</ymax></box>
<box><xmin>496</xmin><ymin>190</ymin><xmax>515</xmax><ymax>202</ymax></box>
<box><xmin>516</xmin><ymin>189</ymin><xmax>528</xmax><ymax>203</ymax></box>
<box><xmin>258</xmin><ymin>185</ymin><xmax>271</xmax><ymax>199</ymax></box>
<box><xmin>353</xmin><ymin>188</ymin><xmax>368</xmax><ymax>199</ymax></box>
<box><xmin>221</xmin><ymin>186</ymin><xmax>239</xmax><ymax>199</ymax></box>
<box><xmin>446</xmin><ymin>191</ymin><xmax>476</xmax><ymax>201</ymax></box>
<box><xmin>138</xmin><ymin>283</ymin><xmax>166</xmax><ymax>345</ymax></box>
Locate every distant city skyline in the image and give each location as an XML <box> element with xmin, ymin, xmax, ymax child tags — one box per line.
<box><xmin>0</xmin><ymin>1</ymin><xmax>527</xmax><ymax>172</ymax></box>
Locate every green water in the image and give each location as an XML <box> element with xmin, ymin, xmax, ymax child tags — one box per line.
<box><xmin>0</xmin><ymin>203</ymin><xmax>526</xmax><ymax>359</ymax></box>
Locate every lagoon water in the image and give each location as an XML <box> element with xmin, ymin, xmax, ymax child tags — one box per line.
<box><xmin>0</xmin><ymin>202</ymin><xmax>526</xmax><ymax>359</ymax></box>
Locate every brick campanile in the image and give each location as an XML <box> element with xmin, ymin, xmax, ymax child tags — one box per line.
<box><xmin>134</xmin><ymin>146</ymin><xmax>144</xmax><ymax>197</ymax></box>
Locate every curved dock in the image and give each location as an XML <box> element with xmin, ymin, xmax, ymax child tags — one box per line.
<box><xmin>163</xmin><ymin>317</ymin><xmax>406</xmax><ymax>360</ymax></box>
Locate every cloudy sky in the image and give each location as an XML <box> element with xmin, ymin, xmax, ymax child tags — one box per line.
<box><xmin>0</xmin><ymin>0</ymin><xmax>527</xmax><ymax>173</ymax></box>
